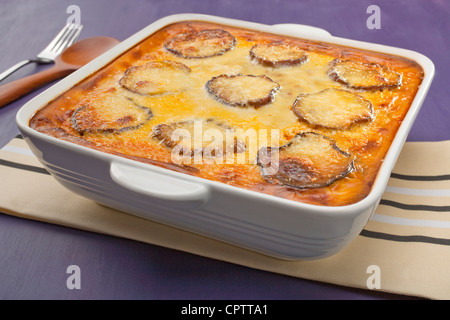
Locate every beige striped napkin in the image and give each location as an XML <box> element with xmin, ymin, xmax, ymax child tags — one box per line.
<box><xmin>1</xmin><ymin>135</ymin><xmax>450</xmax><ymax>300</ymax></box>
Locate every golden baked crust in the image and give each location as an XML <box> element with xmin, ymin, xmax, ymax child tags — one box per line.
<box><xmin>29</xmin><ymin>21</ymin><xmax>424</xmax><ymax>206</ymax></box>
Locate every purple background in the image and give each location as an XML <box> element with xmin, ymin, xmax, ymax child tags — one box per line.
<box><xmin>0</xmin><ymin>0</ymin><xmax>447</xmax><ymax>300</ymax></box>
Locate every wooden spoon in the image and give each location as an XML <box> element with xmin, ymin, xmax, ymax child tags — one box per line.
<box><xmin>0</xmin><ymin>36</ymin><xmax>120</xmax><ymax>108</ymax></box>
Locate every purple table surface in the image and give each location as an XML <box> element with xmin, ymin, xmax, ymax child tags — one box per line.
<box><xmin>0</xmin><ymin>0</ymin><xmax>447</xmax><ymax>300</ymax></box>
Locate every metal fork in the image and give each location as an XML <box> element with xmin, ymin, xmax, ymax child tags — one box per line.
<box><xmin>0</xmin><ymin>22</ymin><xmax>83</xmax><ymax>83</ymax></box>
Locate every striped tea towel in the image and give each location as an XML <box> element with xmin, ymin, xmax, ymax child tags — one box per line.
<box><xmin>1</xmin><ymin>135</ymin><xmax>450</xmax><ymax>300</ymax></box>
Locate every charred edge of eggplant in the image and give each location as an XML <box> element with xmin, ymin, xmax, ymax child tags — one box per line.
<box><xmin>164</xmin><ymin>29</ymin><xmax>237</xmax><ymax>59</ymax></box>
<box><xmin>256</xmin><ymin>132</ymin><xmax>354</xmax><ymax>189</ymax></box>
<box><xmin>292</xmin><ymin>89</ymin><xmax>374</xmax><ymax>130</ymax></box>
<box><xmin>249</xmin><ymin>44</ymin><xmax>308</xmax><ymax>68</ymax></box>
<box><xmin>118</xmin><ymin>60</ymin><xmax>191</xmax><ymax>95</ymax></box>
<box><xmin>205</xmin><ymin>74</ymin><xmax>281</xmax><ymax>108</ymax></box>
<box><xmin>152</xmin><ymin>119</ymin><xmax>246</xmax><ymax>156</ymax></box>
<box><xmin>118</xmin><ymin>65</ymin><xmax>142</xmax><ymax>95</ymax></box>
<box><xmin>71</xmin><ymin>100</ymin><xmax>153</xmax><ymax>136</ymax></box>
<box><xmin>278</xmin><ymin>132</ymin><xmax>353</xmax><ymax>159</ymax></box>
<box><xmin>151</xmin><ymin>123</ymin><xmax>180</xmax><ymax>150</ymax></box>
<box><xmin>327</xmin><ymin>59</ymin><xmax>402</xmax><ymax>91</ymax></box>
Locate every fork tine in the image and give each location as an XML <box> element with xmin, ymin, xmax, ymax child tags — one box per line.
<box><xmin>42</xmin><ymin>23</ymin><xmax>73</xmax><ymax>53</ymax></box>
<box><xmin>51</xmin><ymin>23</ymin><xmax>83</xmax><ymax>54</ymax></box>
<box><xmin>66</xmin><ymin>24</ymin><xmax>83</xmax><ymax>47</ymax></box>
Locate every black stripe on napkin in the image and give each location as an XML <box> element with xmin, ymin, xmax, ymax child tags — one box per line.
<box><xmin>380</xmin><ymin>199</ymin><xmax>450</xmax><ymax>212</ymax></box>
<box><xmin>0</xmin><ymin>159</ymin><xmax>50</xmax><ymax>175</ymax></box>
<box><xmin>391</xmin><ymin>172</ymin><xmax>450</xmax><ymax>181</ymax></box>
<box><xmin>361</xmin><ymin>229</ymin><xmax>450</xmax><ymax>246</ymax></box>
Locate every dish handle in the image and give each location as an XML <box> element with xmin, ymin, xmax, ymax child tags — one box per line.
<box><xmin>110</xmin><ymin>161</ymin><xmax>209</xmax><ymax>209</ymax></box>
<box><xmin>272</xmin><ymin>23</ymin><xmax>332</xmax><ymax>37</ymax></box>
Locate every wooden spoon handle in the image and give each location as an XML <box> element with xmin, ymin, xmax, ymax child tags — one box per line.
<box><xmin>0</xmin><ymin>65</ymin><xmax>74</xmax><ymax>108</ymax></box>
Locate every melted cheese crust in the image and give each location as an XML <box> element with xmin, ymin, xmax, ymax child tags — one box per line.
<box><xmin>29</xmin><ymin>21</ymin><xmax>424</xmax><ymax>206</ymax></box>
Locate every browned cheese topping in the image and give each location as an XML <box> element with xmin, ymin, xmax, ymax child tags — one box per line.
<box><xmin>292</xmin><ymin>88</ymin><xmax>374</xmax><ymax>130</ymax></box>
<box><xmin>119</xmin><ymin>60</ymin><xmax>191</xmax><ymax>95</ymax></box>
<box><xmin>250</xmin><ymin>43</ymin><xmax>308</xmax><ymax>67</ymax></box>
<box><xmin>206</xmin><ymin>74</ymin><xmax>281</xmax><ymax>108</ymax></box>
<box><xmin>164</xmin><ymin>29</ymin><xmax>236</xmax><ymax>58</ymax></box>
<box><xmin>328</xmin><ymin>59</ymin><xmax>402</xmax><ymax>90</ymax></box>
<box><xmin>257</xmin><ymin>132</ymin><xmax>354</xmax><ymax>189</ymax></box>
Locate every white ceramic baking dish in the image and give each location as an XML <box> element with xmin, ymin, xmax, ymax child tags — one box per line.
<box><xmin>16</xmin><ymin>14</ymin><xmax>434</xmax><ymax>260</ymax></box>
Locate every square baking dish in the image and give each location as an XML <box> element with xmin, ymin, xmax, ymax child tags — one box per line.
<box><xmin>16</xmin><ymin>14</ymin><xmax>434</xmax><ymax>260</ymax></box>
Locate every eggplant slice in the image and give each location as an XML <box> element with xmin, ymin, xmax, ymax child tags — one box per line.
<box><xmin>292</xmin><ymin>88</ymin><xmax>374</xmax><ymax>130</ymax></box>
<box><xmin>164</xmin><ymin>29</ymin><xmax>236</xmax><ymax>59</ymax></box>
<box><xmin>119</xmin><ymin>60</ymin><xmax>191</xmax><ymax>95</ymax></box>
<box><xmin>206</xmin><ymin>74</ymin><xmax>281</xmax><ymax>108</ymax></box>
<box><xmin>257</xmin><ymin>132</ymin><xmax>354</xmax><ymax>189</ymax></box>
<box><xmin>152</xmin><ymin>118</ymin><xmax>245</xmax><ymax>158</ymax></box>
<box><xmin>71</xmin><ymin>91</ymin><xmax>153</xmax><ymax>135</ymax></box>
<box><xmin>328</xmin><ymin>59</ymin><xmax>402</xmax><ymax>90</ymax></box>
<box><xmin>249</xmin><ymin>43</ymin><xmax>308</xmax><ymax>67</ymax></box>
